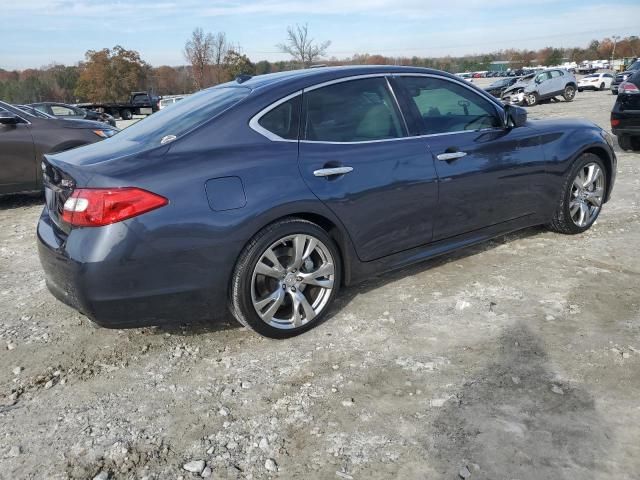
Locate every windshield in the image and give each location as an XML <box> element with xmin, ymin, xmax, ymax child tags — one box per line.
<box><xmin>15</xmin><ymin>105</ymin><xmax>55</xmax><ymax>119</ymax></box>
<box><xmin>115</xmin><ymin>86</ymin><xmax>250</xmax><ymax>143</ymax></box>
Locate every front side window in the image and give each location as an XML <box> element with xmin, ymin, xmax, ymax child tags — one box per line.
<box><xmin>536</xmin><ymin>72</ymin><xmax>551</xmax><ymax>83</ymax></box>
<box><xmin>51</xmin><ymin>105</ymin><xmax>75</xmax><ymax>116</ymax></box>
<box><xmin>398</xmin><ymin>76</ymin><xmax>501</xmax><ymax>135</ymax></box>
<box><xmin>303</xmin><ymin>78</ymin><xmax>404</xmax><ymax>142</ymax></box>
<box><xmin>258</xmin><ymin>96</ymin><xmax>301</xmax><ymax>140</ymax></box>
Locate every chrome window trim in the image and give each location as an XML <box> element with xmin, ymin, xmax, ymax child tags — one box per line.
<box><xmin>385</xmin><ymin>76</ymin><xmax>409</xmax><ymax>135</ymax></box>
<box><xmin>248</xmin><ymin>90</ymin><xmax>302</xmax><ymax>142</ymax></box>
<box><xmin>249</xmin><ymin>72</ymin><xmax>507</xmax><ymax>144</ymax></box>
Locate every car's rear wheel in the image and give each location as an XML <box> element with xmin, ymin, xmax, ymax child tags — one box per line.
<box><xmin>526</xmin><ymin>92</ymin><xmax>538</xmax><ymax>106</ymax></box>
<box><xmin>599</xmin><ymin>82</ymin><xmax>605</xmax><ymax>91</ymax></box>
<box><xmin>563</xmin><ymin>85</ymin><xmax>576</xmax><ymax>102</ymax></box>
<box><xmin>120</xmin><ymin>109</ymin><xmax>133</xmax><ymax>120</ymax></box>
<box><xmin>230</xmin><ymin>218</ymin><xmax>341</xmax><ymax>338</ymax></box>
<box><xmin>548</xmin><ymin>153</ymin><xmax>606</xmax><ymax>234</ymax></box>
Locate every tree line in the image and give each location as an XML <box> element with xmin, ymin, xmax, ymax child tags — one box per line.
<box><xmin>1</xmin><ymin>30</ymin><xmax>638</xmax><ymax>104</ymax></box>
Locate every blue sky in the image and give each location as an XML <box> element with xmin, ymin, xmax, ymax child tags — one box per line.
<box><xmin>1</xmin><ymin>0</ymin><xmax>639</xmax><ymax>70</ymax></box>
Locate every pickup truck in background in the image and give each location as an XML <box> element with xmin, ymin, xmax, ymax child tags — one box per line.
<box><xmin>77</xmin><ymin>91</ymin><xmax>160</xmax><ymax>120</ymax></box>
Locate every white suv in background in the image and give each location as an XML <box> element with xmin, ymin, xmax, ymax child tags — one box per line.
<box><xmin>501</xmin><ymin>68</ymin><xmax>578</xmax><ymax>106</ymax></box>
<box><xmin>159</xmin><ymin>95</ymin><xmax>188</xmax><ymax>110</ymax></box>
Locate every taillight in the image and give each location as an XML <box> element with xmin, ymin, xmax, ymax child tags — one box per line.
<box><xmin>62</xmin><ymin>188</ymin><xmax>168</xmax><ymax>227</ymax></box>
<box><xmin>611</xmin><ymin>118</ymin><xmax>620</xmax><ymax>127</ymax></box>
<box><xmin>619</xmin><ymin>81</ymin><xmax>640</xmax><ymax>94</ymax></box>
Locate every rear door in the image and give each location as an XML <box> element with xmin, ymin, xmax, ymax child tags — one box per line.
<box><xmin>297</xmin><ymin>76</ymin><xmax>439</xmax><ymax>262</ymax></box>
<box><xmin>392</xmin><ymin>75</ymin><xmax>545</xmax><ymax>241</ymax></box>
<box><xmin>0</xmin><ymin>107</ymin><xmax>37</xmax><ymax>194</ymax></box>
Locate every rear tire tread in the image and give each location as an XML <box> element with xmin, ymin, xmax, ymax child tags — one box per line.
<box><xmin>228</xmin><ymin>217</ymin><xmax>340</xmax><ymax>338</ymax></box>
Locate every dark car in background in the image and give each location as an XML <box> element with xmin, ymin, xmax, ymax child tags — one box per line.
<box><xmin>37</xmin><ymin>66</ymin><xmax>616</xmax><ymax>338</ymax></box>
<box><xmin>0</xmin><ymin>101</ymin><xmax>117</xmax><ymax>195</ymax></box>
<box><xmin>77</xmin><ymin>91</ymin><xmax>160</xmax><ymax>120</ymax></box>
<box><xmin>611</xmin><ymin>59</ymin><xmax>640</xmax><ymax>95</ymax></box>
<box><xmin>29</xmin><ymin>102</ymin><xmax>116</xmax><ymax>127</ymax></box>
<box><xmin>611</xmin><ymin>70</ymin><xmax>640</xmax><ymax>151</ymax></box>
<box><xmin>484</xmin><ymin>76</ymin><xmax>520</xmax><ymax>97</ymax></box>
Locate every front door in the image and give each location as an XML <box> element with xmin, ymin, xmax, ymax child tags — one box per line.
<box><xmin>0</xmin><ymin>108</ymin><xmax>36</xmax><ymax>194</ymax></box>
<box><xmin>298</xmin><ymin>77</ymin><xmax>439</xmax><ymax>262</ymax></box>
<box><xmin>392</xmin><ymin>75</ymin><xmax>545</xmax><ymax>241</ymax></box>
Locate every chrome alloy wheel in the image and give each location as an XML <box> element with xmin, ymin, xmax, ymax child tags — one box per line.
<box><xmin>251</xmin><ymin>234</ymin><xmax>335</xmax><ymax>329</ymax></box>
<box><xmin>570</xmin><ymin>162</ymin><xmax>604</xmax><ymax>227</ymax></box>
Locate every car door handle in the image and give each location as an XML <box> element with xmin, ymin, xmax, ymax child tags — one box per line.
<box><xmin>313</xmin><ymin>166</ymin><xmax>354</xmax><ymax>177</ymax></box>
<box><xmin>436</xmin><ymin>151</ymin><xmax>467</xmax><ymax>161</ymax></box>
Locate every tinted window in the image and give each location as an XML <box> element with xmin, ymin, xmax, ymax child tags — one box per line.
<box><xmin>115</xmin><ymin>87</ymin><xmax>250</xmax><ymax>144</ymax></box>
<box><xmin>303</xmin><ymin>78</ymin><xmax>404</xmax><ymax>142</ymax></box>
<box><xmin>258</xmin><ymin>96</ymin><xmax>301</xmax><ymax>140</ymax></box>
<box><xmin>398</xmin><ymin>76</ymin><xmax>501</xmax><ymax>135</ymax></box>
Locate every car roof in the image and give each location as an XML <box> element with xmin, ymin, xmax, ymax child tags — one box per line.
<box><xmin>223</xmin><ymin>65</ymin><xmax>459</xmax><ymax>91</ymax></box>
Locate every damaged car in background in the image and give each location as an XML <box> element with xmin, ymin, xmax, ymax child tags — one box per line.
<box><xmin>502</xmin><ymin>69</ymin><xmax>578</xmax><ymax>106</ymax></box>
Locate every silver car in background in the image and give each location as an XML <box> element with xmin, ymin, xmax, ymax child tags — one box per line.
<box><xmin>502</xmin><ymin>68</ymin><xmax>578</xmax><ymax>106</ymax></box>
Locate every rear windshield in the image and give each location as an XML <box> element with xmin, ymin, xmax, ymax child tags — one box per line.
<box><xmin>116</xmin><ymin>86</ymin><xmax>250</xmax><ymax>143</ymax></box>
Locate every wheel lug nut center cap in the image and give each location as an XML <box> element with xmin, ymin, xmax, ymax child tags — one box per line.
<box><xmin>284</xmin><ymin>273</ymin><xmax>296</xmax><ymax>286</ymax></box>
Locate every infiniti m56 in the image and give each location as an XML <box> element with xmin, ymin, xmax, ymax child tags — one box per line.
<box><xmin>37</xmin><ymin>66</ymin><xmax>616</xmax><ymax>338</ymax></box>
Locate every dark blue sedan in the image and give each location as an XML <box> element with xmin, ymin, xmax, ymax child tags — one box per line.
<box><xmin>37</xmin><ymin>66</ymin><xmax>616</xmax><ymax>338</ymax></box>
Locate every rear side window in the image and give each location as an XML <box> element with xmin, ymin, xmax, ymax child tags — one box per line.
<box><xmin>115</xmin><ymin>87</ymin><xmax>250</xmax><ymax>144</ymax></box>
<box><xmin>303</xmin><ymin>78</ymin><xmax>404</xmax><ymax>142</ymax></box>
<box><xmin>258</xmin><ymin>96</ymin><xmax>301</xmax><ymax>140</ymax></box>
<box><xmin>398</xmin><ymin>76</ymin><xmax>501</xmax><ymax>135</ymax></box>
<box><xmin>550</xmin><ymin>70</ymin><xmax>563</xmax><ymax>78</ymax></box>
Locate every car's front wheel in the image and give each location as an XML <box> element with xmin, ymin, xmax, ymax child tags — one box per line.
<box><xmin>548</xmin><ymin>153</ymin><xmax>606</xmax><ymax>234</ymax></box>
<box><xmin>563</xmin><ymin>85</ymin><xmax>576</xmax><ymax>102</ymax></box>
<box><xmin>526</xmin><ymin>92</ymin><xmax>538</xmax><ymax>106</ymax></box>
<box><xmin>230</xmin><ymin>218</ymin><xmax>341</xmax><ymax>338</ymax></box>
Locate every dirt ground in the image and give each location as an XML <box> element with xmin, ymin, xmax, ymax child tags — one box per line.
<box><xmin>1</xmin><ymin>83</ymin><xmax>639</xmax><ymax>480</ymax></box>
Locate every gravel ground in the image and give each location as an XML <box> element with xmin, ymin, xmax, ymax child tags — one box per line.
<box><xmin>1</xmin><ymin>85</ymin><xmax>639</xmax><ymax>480</ymax></box>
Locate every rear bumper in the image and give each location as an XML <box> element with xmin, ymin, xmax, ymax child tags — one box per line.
<box><xmin>37</xmin><ymin>209</ymin><xmax>227</xmax><ymax>328</ymax></box>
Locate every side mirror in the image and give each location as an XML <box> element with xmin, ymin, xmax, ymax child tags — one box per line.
<box><xmin>504</xmin><ymin>104</ymin><xmax>527</xmax><ymax>128</ymax></box>
<box><xmin>0</xmin><ymin>112</ymin><xmax>20</xmax><ymax>125</ymax></box>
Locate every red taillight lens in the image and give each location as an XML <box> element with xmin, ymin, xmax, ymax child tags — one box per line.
<box><xmin>619</xmin><ymin>81</ymin><xmax>640</xmax><ymax>93</ymax></box>
<box><xmin>611</xmin><ymin>118</ymin><xmax>620</xmax><ymax>127</ymax></box>
<box><xmin>62</xmin><ymin>188</ymin><xmax>168</xmax><ymax>227</ymax></box>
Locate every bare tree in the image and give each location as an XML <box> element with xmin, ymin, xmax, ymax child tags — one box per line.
<box><xmin>184</xmin><ymin>28</ymin><xmax>214</xmax><ymax>89</ymax></box>
<box><xmin>277</xmin><ymin>24</ymin><xmax>331</xmax><ymax>68</ymax></box>
<box><xmin>211</xmin><ymin>32</ymin><xmax>229</xmax><ymax>83</ymax></box>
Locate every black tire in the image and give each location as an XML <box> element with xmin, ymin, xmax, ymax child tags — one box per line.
<box><xmin>618</xmin><ymin>135</ymin><xmax>640</xmax><ymax>152</ymax></box>
<box><xmin>120</xmin><ymin>109</ymin><xmax>133</xmax><ymax>120</ymax></box>
<box><xmin>612</xmin><ymin>90</ymin><xmax>618</xmax><ymax>96</ymax></box>
<box><xmin>526</xmin><ymin>92</ymin><xmax>538</xmax><ymax>106</ymax></box>
<box><xmin>229</xmin><ymin>218</ymin><xmax>342</xmax><ymax>339</ymax></box>
<box><xmin>563</xmin><ymin>85</ymin><xmax>576</xmax><ymax>102</ymax></box>
<box><xmin>618</xmin><ymin>135</ymin><xmax>632</xmax><ymax>151</ymax></box>
<box><xmin>599</xmin><ymin>82</ymin><xmax>605</xmax><ymax>91</ymax></box>
<box><xmin>548</xmin><ymin>153</ymin><xmax>607</xmax><ymax>235</ymax></box>
<box><xmin>578</xmin><ymin>88</ymin><xmax>583</xmax><ymax>92</ymax></box>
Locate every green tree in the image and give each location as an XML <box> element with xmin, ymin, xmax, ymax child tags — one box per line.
<box><xmin>224</xmin><ymin>50</ymin><xmax>255</xmax><ymax>79</ymax></box>
<box><xmin>75</xmin><ymin>46</ymin><xmax>150</xmax><ymax>102</ymax></box>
